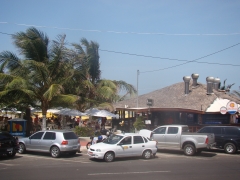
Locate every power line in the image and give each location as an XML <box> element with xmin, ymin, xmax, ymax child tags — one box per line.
<box><xmin>140</xmin><ymin>42</ymin><xmax>240</xmax><ymax>73</ymax></box>
<box><xmin>1</xmin><ymin>21</ymin><xmax>240</xmax><ymax>36</ymax></box>
<box><xmin>99</xmin><ymin>42</ymin><xmax>240</xmax><ymax>69</ymax></box>
<box><xmin>1</xmin><ymin>31</ymin><xmax>240</xmax><ymax>71</ymax></box>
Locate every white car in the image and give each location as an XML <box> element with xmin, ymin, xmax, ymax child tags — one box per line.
<box><xmin>87</xmin><ymin>133</ymin><xmax>158</xmax><ymax>162</ymax></box>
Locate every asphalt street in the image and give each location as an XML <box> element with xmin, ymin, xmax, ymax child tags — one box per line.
<box><xmin>1</xmin><ymin>150</ymin><xmax>240</xmax><ymax>180</ymax></box>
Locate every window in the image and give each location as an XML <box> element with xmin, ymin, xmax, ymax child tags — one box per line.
<box><xmin>154</xmin><ymin>127</ymin><xmax>166</xmax><ymax>134</ymax></box>
<box><xmin>198</xmin><ymin>127</ymin><xmax>211</xmax><ymax>133</ymax></box>
<box><xmin>224</xmin><ymin>128</ymin><xmax>239</xmax><ymax>136</ymax></box>
<box><xmin>120</xmin><ymin>136</ymin><xmax>132</xmax><ymax>145</ymax></box>
<box><xmin>43</xmin><ymin>132</ymin><xmax>56</xmax><ymax>140</ymax></box>
<box><xmin>212</xmin><ymin>127</ymin><xmax>222</xmax><ymax>135</ymax></box>
<box><xmin>133</xmin><ymin>136</ymin><xmax>144</xmax><ymax>144</ymax></box>
<box><xmin>31</xmin><ymin>132</ymin><xmax>44</xmax><ymax>139</ymax></box>
<box><xmin>63</xmin><ymin>132</ymin><xmax>78</xmax><ymax>140</ymax></box>
<box><xmin>167</xmin><ymin>127</ymin><xmax>178</xmax><ymax>134</ymax></box>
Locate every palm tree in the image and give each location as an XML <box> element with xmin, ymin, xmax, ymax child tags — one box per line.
<box><xmin>71</xmin><ymin>39</ymin><xmax>137</xmax><ymax>111</ymax></box>
<box><xmin>0</xmin><ymin>27</ymin><xmax>78</xmax><ymax>131</ymax></box>
<box><xmin>220</xmin><ymin>79</ymin><xmax>235</xmax><ymax>92</ymax></box>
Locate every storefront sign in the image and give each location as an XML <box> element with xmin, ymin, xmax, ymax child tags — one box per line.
<box><xmin>226</xmin><ymin>101</ymin><xmax>238</xmax><ymax>114</ymax></box>
<box><xmin>220</xmin><ymin>106</ymin><xmax>227</xmax><ymax>114</ymax></box>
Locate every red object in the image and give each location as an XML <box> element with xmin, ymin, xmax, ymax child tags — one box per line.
<box><xmin>61</xmin><ymin>140</ymin><xmax>68</xmax><ymax>145</ymax></box>
<box><xmin>205</xmin><ymin>137</ymin><xmax>209</xmax><ymax>144</ymax></box>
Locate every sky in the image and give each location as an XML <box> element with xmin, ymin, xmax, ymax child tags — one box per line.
<box><xmin>1</xmin><ymin>0</ymin><xmax>240</xmax><ymax>96</ymax></box>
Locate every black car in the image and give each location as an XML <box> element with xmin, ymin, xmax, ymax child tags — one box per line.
<box><xmin>197</xmin><ymin>126</ymin><xmax>240</xmax><ymax>154</ymax></box>
<box><xmin>0</xmin><ymin>131</ymin><xmax>19</xmax><ymax>157</ymax></box>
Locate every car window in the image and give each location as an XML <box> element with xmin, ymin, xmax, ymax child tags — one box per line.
<box><xmin>0</xmin><ymin>132</ymin><xmax>13</xmax><ymax>140</ymax></box>
<box><xmin>224</xmin><ymin>128</ymin><xmax>239</xmax><ymax>136</ymax></box>
<box><xmin>133</xmin><ymin>136</ymin><xmax>144</xmax><ymax>144</ymax></box>
<box><xmin>63</xmin><ymin>132</ymin><xmax>78</xmax><ymax>140</ymax></box>
<box><xmin>182</xmin><ymin>127</ymin><xmax>189</xmax><ymax>132</ymax></box>
<box><xmin>154</xmin><ymin>127</ymin><xmax>166</xmax><ymax>134</ymax></box>
<box><xmin>104</xmin><ymin>134</ymin><xmax>123</xmax><ymax>144</ymax></box>
<box><xmin>212</xmin><ymin>127</ymin><xmax>222</xmax><ymax>134</ymax></box>
<box><xmin>167</xmin><ymin>127</ymin><xmax>178</xmax><ymax>134</ymax></box>
<box><xmin>198</xmin><ymin>127</ymin><xmax>211</xmax><ymax>133</ymax></box>
<box><xmin>31</xmin><ymin>132</ymin><xmax>44</xmax><ymax>139</ymax></box>
<box><xmin>43</xmin><ymin>132</ymin><xmax>56</xmax><ymax>140</ymax></box>
<box><xmin>120</xmin><ymin>136</ymin><xmax>132</xmax><ymax>145</ymax></box>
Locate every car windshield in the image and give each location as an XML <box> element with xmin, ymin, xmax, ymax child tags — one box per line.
<box><xmin>103</xmin><ymin>134</ymin><xmax>124</xmax><ymax>144</ymax></box>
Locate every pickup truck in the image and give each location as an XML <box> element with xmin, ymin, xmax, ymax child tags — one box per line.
<box><xmin>139</xmin><ymin>125</ymin><xmax>215</xmax><ymax>156</ymax></box>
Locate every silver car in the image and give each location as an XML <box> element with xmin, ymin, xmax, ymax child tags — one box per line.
<box><xmin>18</xmin><ymin>130</ymin><xmax>80</xmax><ymax>158</ymax></box>
<box><xmin>88</xmin><ymin>133</ymin><xmax>158</xmax><ymax>162</ymax></box>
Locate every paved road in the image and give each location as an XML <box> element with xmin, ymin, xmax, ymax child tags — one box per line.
<box><xmin>1</xmin><ymin>150</ymin><xmax>240</xmax><ymax>180</ymax></box>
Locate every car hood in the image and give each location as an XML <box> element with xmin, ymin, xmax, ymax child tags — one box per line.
<box><xmin>90</xmin><ymin>142</ymin><xmax>115</xmax><ymax>150</ymax></box>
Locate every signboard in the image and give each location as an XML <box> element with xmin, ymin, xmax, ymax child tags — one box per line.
<box><xmin>145</xmin><ymin>120</ymin><xmax>151</xmax><ymax>124</ymax></box>
<box><xmin>147</xmin><ymin>99</ymin><xmax>153</xmax><ymax>106</ymax></box>
<box><xmin>220</xmin><ymin>106</ymin><xmax>227</xmax><ymax>114</ymax></box>
<box><xmin>226</xmin><ymin>101</ymin><xmax>238</xmax><ymax>114</ymax></box>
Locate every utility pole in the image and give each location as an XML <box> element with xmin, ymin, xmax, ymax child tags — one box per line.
<box><xmin>137</xmin><ymin>70</ymin><xmax>139</xmax><ymax>108</ymax></box>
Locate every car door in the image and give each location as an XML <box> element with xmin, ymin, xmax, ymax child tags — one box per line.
<box><xmin>211</xmin><ymin>127</ymin><xmax>223</xmax><ymax>148</ymax></box>
<box><xmin>40</xmin><ymin>132</ymin><xmax>56</xmax><ymax>151</ymax></box>
<box><xmin>152</xmin><ymin>127</ymin><xmax>166</xmax><ymax>147</ymax></box>
<box><xmin>116</xmin><ymin>136</ymin><xmax>133</xmax><ymax>157</ymax></box>
<box><xmin>28</xmin><ymin>131</ymin><xmax>44</xmax><ymax>150</ymax></box>
<box><xmin>131</xmin><ymin>135</ymin><xmax>145</xmax><ymax>156</ymax></box>
<box><xmin>165</xmin><ymin>127</ymin><xmax>180</xmax><ymax>149</ymax></box>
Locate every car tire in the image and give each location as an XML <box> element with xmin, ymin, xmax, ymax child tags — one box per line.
<box><xmin>18</xmin><ymin>143</ymin><xmax>26</xmax><ymax>154</ymax></box>
<box><xmin>184</xmin><ymin>144</ymin><xmax>195</xmax><ymax>156</ymax></box>
<box><xmin>7</xmin><ymin>151</ymin><xmax>16</xmax><ymax>157</ymax></box>
<box><xmin>104</xmin><ymin>152</ymin><xmax>115</xmax><ymax>162</ymax></box>
<box><xmin>50</xmin><ymin>146</ymin><xmax>61</xmax><ymax>158</ymax></box>
<box><xmin>86</xmin><ymin>142</ymin><xmax>91</xmax><ymax>149</ymax></box>
<box><xmin>224</xmin><ymin>143</ymin><xmax>236</xmax><ymax>154</ymax></box>
<box><xmin>142</xmin><ymin>150</ymin><xmax>152</xmax><ymax>159</ymax></box>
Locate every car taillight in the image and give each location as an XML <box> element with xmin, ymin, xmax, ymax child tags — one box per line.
<box><xmin>61</xmin><ymin>140</ymin><xmax>68</xmax><ymax>145</ymax></box>
<box><xmin>78</xmin><ymin>139</ymin><xmax>81</xmax><ymax>144</ymax></box>
<box><xmin>205</xmin><ymin>137</ymin><xmax>209</xmax><ymax>144</ymax></box>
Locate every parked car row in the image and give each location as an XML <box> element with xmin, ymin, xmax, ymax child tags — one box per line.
<box><xmin>1</xmin><ymin>125</ymin><xmax>240</xmax><ymax>162</ymax></box>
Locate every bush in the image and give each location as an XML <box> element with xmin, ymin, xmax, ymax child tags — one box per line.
<box><xmin>133</xmin><ymin>116</ymin><xmax>145</xmax><ymax>131</ymax></box>
<box><xmin>74</xmin><ymin>126</ymin><xmax>95</xmax><ymax>137</ymax></box>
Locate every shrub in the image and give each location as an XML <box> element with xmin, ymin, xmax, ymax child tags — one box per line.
<box><xmin>74</xmin><ymin>126</ymin><xmax>95</xmax><ymax>137</ymax></box>
<box><xmin>133</xmin><ymin>116</ymin><xmax>145</xmax><ymax>130</ymax></box>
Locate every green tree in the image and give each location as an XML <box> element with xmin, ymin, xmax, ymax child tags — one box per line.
<box><xmin>133</xmin><ymin>116</ymin><xmax>145</xmax><ymax>131</ymax></box>
<box><xmin>71</xmin><ymin>39</ymin><xmax>137</xmax><ymax>111</ymax></box>
<box><xmin>0</xmin><ymin>27</ymin><xmax>78</xmax><ymax>131</ymax></box>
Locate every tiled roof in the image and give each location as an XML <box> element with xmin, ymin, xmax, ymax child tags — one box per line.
<box><xmin>113</xmin><ymin>82</ymin><xmax>240</xmax><ymax>112</ymax></box>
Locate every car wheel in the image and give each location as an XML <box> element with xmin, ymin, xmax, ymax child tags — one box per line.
<box><xmin>142</xmin><ymin>150</ymin><xmax>152</xmax><ymax>159</ymax></box>
<box><xmin>86</xmin><ymin>142</ymin><xmax>91</xmax><ymax>149</ymax></box>
<box><xmin>50</xmin><ymin>146</ymin><xmax>61</xmax><ymax>158</ymax></box>
<box><xmin>184</xmin><ymin>144</ymin><xmax>195</xmax><ymax>156</ymax></box>
<box><xmin>7</xmin><ymin>151</ymin><xmax>16</xmax><ymax>157</ymax></box>
<box><xmin>104</xmin><ymin>152</ymin><xmax>115</xmax><ymax>162</ymax></box>
<box><xmin>18</xmin><ymin>143</ymin><xmax>26</xmax><ymax>154</ymax></box>
<box><xmin>224</xmin><ymin>143</ymin><xmax>236</xmax><ymax>154</ymax></box>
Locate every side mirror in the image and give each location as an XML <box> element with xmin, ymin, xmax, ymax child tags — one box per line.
<box><xmin>117</xmin><ymin>142</ymin><xmax>123</xmax><ymax>146</ymax></box>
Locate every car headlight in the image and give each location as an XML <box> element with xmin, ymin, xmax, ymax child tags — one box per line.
<box><xmin>96</xmin><ymin>149</ymin><xmax>101</xmax><ymax>152</ymax></box>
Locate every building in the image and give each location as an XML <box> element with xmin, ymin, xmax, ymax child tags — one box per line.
<box><xmin>113</xmin><ymin>74</ymin><xmax>240</xmax><ymax>132</ymax></box>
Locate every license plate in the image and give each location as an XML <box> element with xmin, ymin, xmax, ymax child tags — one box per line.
<box><xmin>7</xmin><ymin>148</ymin><xmax>13</xmax><ymax>151</ymax></box>
<box><xmin>88</xmin><ymin>152</ymin><xmax>93</xmax><ymax>155</ymax></box>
